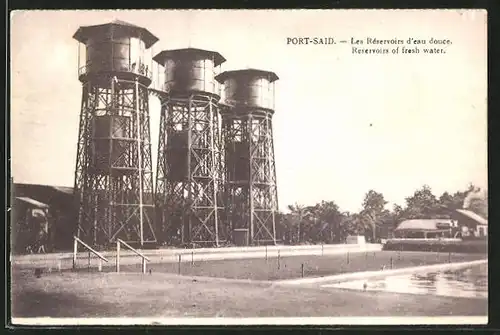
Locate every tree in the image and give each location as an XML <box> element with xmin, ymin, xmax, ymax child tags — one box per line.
<box><xmin>274</xmin><ymin>211</ymin><xmax>288</xmax><ymax>242</ymax></box>
<box><xmin>287</xmin><ymin>203</ymin><xmax>312</xmax><ymax>243</ymax></box>
<box><xmin>437</xmin><ymin>184</ymin><xmax>487</xmax><ymax>219</ymax></box>
<box><xmin>403</xmin><ymin>185</ymin><xmax>441</xmax><ymax>219</ymax></box>
<box><xmin>465</xmin><ymin>188</ymin><xmax>488</xmax><ymax>219</ymax></box>
<box><xmin>392</xmin><ymin>204</ymin><xmax>405</xmax><ymax>225</ymax></box>
<box><xmin>359</xmin><ymin>190</ymin><xmax>389</xmax><ymax>242</ymax></box>
<box><xmin>311</xmin><ymin>201</ymin><xmax>343</xmax><ymax>243</ymax></box>
<box><xmin>438</xmin><ymin>191</ymin><xmax>465</xmax><ymax>210</ymax></box>
<box><xmin>342</xmin><ymin>212</ymin><xmax>366</xmax><ymax>238</ymax></box>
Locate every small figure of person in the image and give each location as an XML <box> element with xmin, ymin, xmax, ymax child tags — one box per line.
<box><xmin>32</xmin><ymin>209</ymin><xmax>48</xmax><ymax>254</ymax></box>
<box><xmin>36</xmin><ymin>229</ymin><xmax>47</xmax><ymax>254</ymax></box>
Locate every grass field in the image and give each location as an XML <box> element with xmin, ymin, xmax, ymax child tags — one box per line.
<box><xmin>11</xmin><ymin>269</ymin><xmax>487</xmax><ymax>318</ymax></box>
<box><xmin>99</xmin><ymin>250</ymin><xmax>486</xmax><ymax>281</ymax></box>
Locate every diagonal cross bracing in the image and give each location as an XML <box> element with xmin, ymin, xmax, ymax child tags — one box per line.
<box><xmin>155</xmin><ymin>93</ymin><xmax>225</xmax><ymax>246</ymax></box>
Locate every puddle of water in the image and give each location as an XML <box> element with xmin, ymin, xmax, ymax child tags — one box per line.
<box><xmin>323</xmin><ymin>265</ymin><xmax>488</xmax><ymax>299</ymax></box>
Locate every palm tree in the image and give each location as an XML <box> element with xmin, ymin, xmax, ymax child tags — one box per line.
<box><xmin>287</xmin><ymin>203</ymin><xmax>311</xmax><ymax>243</ymax></box>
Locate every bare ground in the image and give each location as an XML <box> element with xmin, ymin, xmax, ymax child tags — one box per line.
<box><xmin>11</xmin><ymin>267</ymin><xmax>487</xmax><ymax>318</ymax></box>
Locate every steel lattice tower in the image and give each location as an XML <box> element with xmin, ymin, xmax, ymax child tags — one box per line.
<box><xmin>73</xmin><ymin>21</ymin><xmax>158</xmax><ymax>248</ymax></box>
<box><xmin>216</xmin><ymin>69</ymin><xmax>279</xmax><ymax>245</ymax></box>
<box><xmin>153</xmin><ymin>48</ymin><xmax>226</xmax><ymax>246</ymax></box>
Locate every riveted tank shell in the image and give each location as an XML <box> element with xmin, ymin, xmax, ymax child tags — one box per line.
<box><xmin>219</xmin><ymin>72</ymin><xmax>276</xmax><ymax>110</ymax></box>
<box><xmin>164</xmin><ymin>55</ymin><xmax>218</xmax><ymax>94</ymax></box>
<box><xmin>85</xmin><ymin>36</ymin><xmax>146</xmax><ymax>76</ymax></box>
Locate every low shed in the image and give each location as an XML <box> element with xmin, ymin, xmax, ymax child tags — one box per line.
<box><xmin>394</xmin><ymin>219</ymin><xmax>456</xmax><ymax>239</ymax></box>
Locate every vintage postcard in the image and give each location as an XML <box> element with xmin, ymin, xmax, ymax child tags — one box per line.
<box><xmin>9</xmin><ymin>9</ymin><xmax>488</xmax><ymax>326</ymax></box>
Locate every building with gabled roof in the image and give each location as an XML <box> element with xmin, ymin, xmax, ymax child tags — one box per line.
<box><xmin>452</xmin><ymin>209</ymin><xmax>488</xmax><ymax>238</ymax></box>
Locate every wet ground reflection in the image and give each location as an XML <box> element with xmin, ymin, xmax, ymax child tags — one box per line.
<box><xmin>323</xmin><ymin>264</ymin><xmax>488</xmax><ymax>299</ymax></box>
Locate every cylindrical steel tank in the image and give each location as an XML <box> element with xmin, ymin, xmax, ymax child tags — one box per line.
<box><xmin>74</xmin><ymin>21</ymin><xmax>159</xmax><ymax>80</ymax></box>
<box><xmin>85</xmin><ymin>36</ymin><xmax>146</xmax><ymax>75</ymax></box>
<box><xmin>153</xmin><ymin>48</ymin><xmax>226</xmax><ymax>95</ymax></box>
<box><xmin>216</xmin><ymin>69</ymin><xmax>279</xmax><ymax>110</ymax></box>
<box><xmin>92</xmin><ymin>115</ymin><xmax>136</xmax><ymax>174</ymax></box>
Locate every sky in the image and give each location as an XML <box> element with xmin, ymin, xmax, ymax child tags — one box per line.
<box><xmin>10</xmin><ymin>10</ymin><xmax>487</xmax><ymax>213</ymax></box>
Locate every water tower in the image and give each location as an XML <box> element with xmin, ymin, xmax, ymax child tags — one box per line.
<box><xmin>73</xmin><ymin>20</ymin><xmax>158</xmax><ymax>248</ymax></box>
<box><xmin>153</xmin><ymin>48</ymin><xmax>226</xmax><ymax>246</ymax></box>
<box><xmin>216</xmin><ymin>69</ymin><xmax>279</xmax><ymax>245</ymax></box>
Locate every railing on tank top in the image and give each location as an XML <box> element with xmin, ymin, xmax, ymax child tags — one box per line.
<box><xmin>72</xmin><ymin>236</ymin><xmax>109</xmax><ymax>271</ymax></box>
<box><xmin>78</xmin><ymin>62</ymin><xmax>151</xmax><ymax>79</ymax></box>
<box><xmin>115</xmin><ymin>238</ymin><xmax>150</xmax><ymax>274</ymax></box>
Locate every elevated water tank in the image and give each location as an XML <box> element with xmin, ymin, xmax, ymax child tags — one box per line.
<box><xmin>73</xmin><ymin>20</ymin><xmax>158</xmax><ymax>83</ymax></box>
<box><xmin>153</xmin><ymin>48</ymin><xmax>226</xmax><ymax>95</ymax></box>
<box><xmin>216</xmin><ymin>69</ymin><xmax>279</xmax><ymax>111</ymax></box>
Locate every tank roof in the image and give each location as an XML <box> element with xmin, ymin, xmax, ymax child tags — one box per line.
<box><xmin>215</xmin><ymin>69</ymin><xmax>279</xmax><ymax>83</ymax></box>
<box><xmin>153</xmin><ymin>48</ymin><xmax>226</xmax><ymax>66</ymax></box>
<box><xmin>73</xmin><ymin>19</ymin><xmax>159</xmax><ymax>48</ymax></box>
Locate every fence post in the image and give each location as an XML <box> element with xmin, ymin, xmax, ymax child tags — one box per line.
<box><xmin>98</xmin><ymin>258</ymin><xmax>102</xmax><ymax>272</ymax></box>
<box><xmin>347</xmin><ymin>251</ymin><xmax>350</xmax><ymax>264</ymax></box>
<box><xmin>142</xmin><ymin>258</ymin><xmax>146</xmax><ymax>274</ymax></box>
<box><xmin>73</xmin><ymin>238</ymin><xmax>77</xmax><ymax>269</ymax></box>
<box><xmin>301</xmin><ymin>263</ymin><xmax>304</xmax><ymax>278</ymax></box>
<box><xmin>448</xmin><ymin>251</ymin><xmax>451</xmax><ymax>263</ymax></box>
<box><xmin>390</xmin><ymin>257</ymin><xmax>393</xmax><ymax>269</ymax></box>
<box><xmin>88</xmin><ymin>252</ymin><xmax>91</xmax><ymax>270</ymax></box>
<box><xmin>116</xmin><ymin>240</ymin><xmax>120</xmax><ymax>273</ymax></box>
<box><xmin>191</xmin><ymin>251</ymin><xmax>194</xmax><ymax>265</ymax></box>
<box><xmin>178</xmin><ymin>254</ymin><xmax>181</xmax><ymax>274</ymax></box>
<box><xmin>278</xmin><ymin>250</ymin><xmax>281</xmax><ymax>270</ymax></box>
<box><xmin>57</xmin><ymin>259</ymin><xmax>62</xmax><ymax>272</ymax></box>
<box><xmin>265</xmin><ymin>245</ymin><xmax>268</xmax><ymax>261</ymax></box>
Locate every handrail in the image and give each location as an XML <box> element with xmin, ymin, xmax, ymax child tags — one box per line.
<box><xmin>78</xmin><ymin>63</ymin><xmax>151</xmax><ymax>78</ymax></box>
<box><xmin>117</xmin><ymin>239</ymin><xmax>150</xmax><ymax>261</ymax></box>
<box><xmin>73</xmin><ymin>236</ymin><xmax>109</xmax><ymax>271</ymax></box>
<box><xmin>116</xmin><ymin>238</ymin><xmax>150</xmax><ymax>274</ymax></box>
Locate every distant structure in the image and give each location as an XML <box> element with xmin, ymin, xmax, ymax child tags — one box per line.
<box><xmin>216</xmin><ymin>69</ymin><xmax>279</xmax><ymax>245</ymax></box>
<box><xmin>73</xmin><ymin>20</ymin><xmax>158</xmax><ymax>248</ymax></box>
<box><xmin>153</xmin><ymin>48</ymin><xmax>226</xmax><ymax>246</ymax></box>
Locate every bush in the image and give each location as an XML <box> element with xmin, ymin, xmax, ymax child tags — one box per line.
<box><xmin>382</xmin><ymin>239</ymin><xmax>487</xmax><ymax>253</ymax></box>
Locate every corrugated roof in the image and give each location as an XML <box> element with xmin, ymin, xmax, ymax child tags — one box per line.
<box><xmin>16</xmin><ymin>197</ymin><xmax>49</xmax><ymax>209</ymax></box>
<box><xmin>395</xmin><ymin>219</ymin><xmax>454</xmax><ymax>231</ymax></box>
<box><xmin>110</xmin><ymin>19</ymin><xmax>141</xmax><ymax>28</ymax></box>
<box><xmin>455</xmin><ymin>209</ymin><xmax>487</xmax><ymax>225</ymax></box>
<box><xmin>153</xmin><ymin>48</ymin><xmax>226</xmax><ymax>67</ymax></box>
<box><xmin>215</xmin><ymin>69</ymin><xmax>279</xmax><ymax>83</ymax></box>
<box><xmin>73</xmin><ymin>20</ymin><xmax>159</xmax><ymax>48</ymax></box>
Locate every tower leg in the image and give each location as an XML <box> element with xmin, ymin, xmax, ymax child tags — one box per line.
<box><xmin>222</xmin><ymin>109</ymin><xmax>278</xmax><ymax>246</ymax></box>
<box><xmin>155</xmin><ymin>93</ymin><xmax>224</xmax><ymax>247</ymax></box>
<box><xmin>74</xmin><ymin>76</ymin><xmax>157</xmax><ymax>248</ymax></box>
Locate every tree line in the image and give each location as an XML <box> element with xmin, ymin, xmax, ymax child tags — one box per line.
<box><xmin>276</xmin><ymin>184</ymin><xmax>488</xmax><ymax>245</ymax></box>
